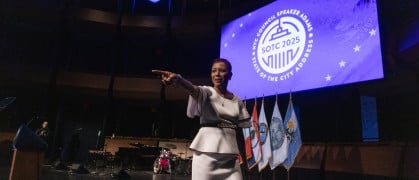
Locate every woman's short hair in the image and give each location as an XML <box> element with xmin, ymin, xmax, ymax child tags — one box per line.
<box><xmin>213</xmin><ymin>58</ymin><xmax>232</xmax><ymax>72</ymax></box>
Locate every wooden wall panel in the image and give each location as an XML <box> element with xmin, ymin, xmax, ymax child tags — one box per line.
<box><xmin>0</xmin><ymin>132</ymin><xmax>15</xmax><ymax>142</ymax></box>
<box><xmin>294</xmin><ymin>143</ymin><xmax>326</xmax><ymax>170</ymax></box>
<box><xmin>322</xmin><ymin>144</ymin><xmax>363</xmax><ymax>174</ymax></box>
<box><xmin>359</xmin><ymin>145</ymin><xmax>402</xmax><ymax>177</ymax></box>
<box><xmin>402</xmin><ymin>145</ymin><xmax>419</xmax><ymax>179</ymax></box>
<box><xmin>323</xmin><ymin>144</ymin><xmax>403</xmax><ymax>177</ymax></box>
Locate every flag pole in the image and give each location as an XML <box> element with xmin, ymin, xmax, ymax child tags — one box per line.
<box><xmin>244</xmin><ymin>96</ymin><xmax>247</xmax><ymax>107</ymax></box>
<box><xmin>273</xmin><ymin>93</ymin><xmax>278</xmax><ymax>180</ymax></box>
<box><xmin>262</xmin><ymin>94</ymin><xmax>264</xmax><ymax>107</ymax></box>
<box><xmin>289</xmin><ymin>90</ymin><xmax>292</xmax><ymax>101</ymax></box>
<box><xmin>272</xmin><ymin>167</ymin><xmax>275</xmax><ymax>180</ymax></box>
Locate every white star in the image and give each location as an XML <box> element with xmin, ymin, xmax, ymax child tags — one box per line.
<box><xmin>240</xmin><ymin>23</ymin><xmax>243</xmax><ymax>27</ymax></box>
<box><xmin>224</xmin><ymin>43</ymin><xmax>228</xmax><ymax>47</ymax></box>
<box><xmin>339</xmin><ymin>60</ymin><xmax>346</xmax><ymax>67</ymax></box>
<box><xmin>252</xmin><ymin>51</ymin><xmax>255</xmax><ymax>56</ymax></box>
<box><xmin>325</xmin><ymin>75</ymin><xmax>332</xmax><ymax>81</ymax></box>
<box><xmin>369</xmin><ymin>29</ymin><xmax>376</xmax><ymax>36</ymax></box>
<box><xmin>232</xmin><ymin>33</ymin><xmax>235</xmax><ymax>38</ymax></box>
<box><xmin>353</xmin><ymin>45</ymin><xmax>361</xmax><ymax>52</ymax></box>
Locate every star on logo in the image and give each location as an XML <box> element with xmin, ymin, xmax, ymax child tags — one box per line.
<box><xmin>369</xmin><ymin>29</ymin><xmax>376</xmax><ymax>36</ymax></box>
<box><xmin>224</xmin><ymin>43</ymin><xmax>228</xmax><ymax>47</ymax></box>
<box><xmin>240</xmin><ymin>23</ymin><xmax>243</xmax><ymax>28</ymax></box>
<box><xmin>232</xmin><ymin>33</ymin><xmax>235</xmax><ymax>38</ymax></box>
<box><xmin>339</xmin><ymin>60</ymin><xmax>346</xmax><ymax>68</ymax></box>
<box><xmin>325</xmin><ymin>75</ymin><xmax>332</xmax><ymax>81</ymax></box>
<box><xmin>353</xmin><ymin>45</ymin><xmax>361</xmax><ymax>52</ymax></box>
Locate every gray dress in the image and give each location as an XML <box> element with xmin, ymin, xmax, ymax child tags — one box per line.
<box><xmin>187</xmin><ymin>86</ymin><xmax>251</xmax><ymax>180</ymax></box>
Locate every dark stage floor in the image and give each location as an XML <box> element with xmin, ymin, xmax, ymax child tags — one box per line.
<box><xmin>1</xmin><ymin>164</ymin><xmax>191</xmax><ymax>180</ymax></box>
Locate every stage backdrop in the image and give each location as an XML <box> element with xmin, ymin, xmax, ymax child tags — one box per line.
<box><xmin>220</xmin><ymin>0</ymin><xmax>384</xmax><ymax>99</ymax></box>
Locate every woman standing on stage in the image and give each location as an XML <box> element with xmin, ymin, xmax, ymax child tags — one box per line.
<box><xmin>152</xmin><ymin>58</ymin><xmax>251</xmax><ymax>180</ymax></box>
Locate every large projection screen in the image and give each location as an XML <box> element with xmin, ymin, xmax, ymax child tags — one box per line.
<box><xmin>220</xmin><ymin>0</ymin><xmax>384</xmax><ymax>99</ymax></box>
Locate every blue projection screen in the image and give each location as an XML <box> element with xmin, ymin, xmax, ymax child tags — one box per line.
<box><xmin>220</xmin><ymin>0</ymin><xmax>384</xmax><ymax>99</ymax></box>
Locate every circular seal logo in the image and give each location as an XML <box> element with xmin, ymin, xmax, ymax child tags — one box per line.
<box><xmin>252</xmin><ymin>10</ymin><xmax>314</xmax><ymax>82</ymax></box>
<box><xmin>270</xmin><ymin>117</ymin><xmax>285</xmax><ymax>149</ymax></box>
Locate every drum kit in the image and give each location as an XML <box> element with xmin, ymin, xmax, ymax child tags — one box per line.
<box><xmin>86</xmin><ymin>142</ymin><xmax>192</xmax><ymax>176</ymax></box>
<box><xmin>153</xmin><ymin>144</ymin><xmax>192</xmax><ymax>175</ymax></box>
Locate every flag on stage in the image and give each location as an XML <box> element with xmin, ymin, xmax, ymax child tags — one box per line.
<box><xmin>243</xmin><ymin>127</ymin><xmax>258</xmax><ymax>169</ymax></box>
<box><xmin>283</xmin><ymin>95</ymin><xmax>302</xmax><ymax>170</ymax></box>
<box><xmin>238</xmin><ymin>153</ymin><xmax>243</xmax><ymax>164</ymax></box>
<box><xmin>257</xmin><ymin>100</ymin><xmax>272</xmax><ymax>172</ymax></box>
<box><xmin>242</xmin><ymin>100</ymin><xmax>254</xmax><ymax>167</ymax></box>
<box><xmin>246</xmin><ymin>100</ymin><xmax>261</xmax><ymax>169</ymax></box>
<box><xmin>242</xmin><ymin>100</ymin><xmax>252</xmax><ymax>162</ymax></box>
<box><xmin>269</xmin><ymin>98</ymin><xmax>288</xmax><ymax>170</ymax></box>
<box><xmin>242</xmin><ymin>127</ymin><xmax>253</xmax><ymax>160</ymax></box>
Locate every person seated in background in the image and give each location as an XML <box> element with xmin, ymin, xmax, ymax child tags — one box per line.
<box><xmin>35</xmin><ymin>121</ymin><xmax>50</xmax><ymax>142</ymax></box>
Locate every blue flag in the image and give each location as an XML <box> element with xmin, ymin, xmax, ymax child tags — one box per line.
<box><xmin>283</xmin><ymin>97</ymin><xmax>302</xmax><ymax>170</ymax></box>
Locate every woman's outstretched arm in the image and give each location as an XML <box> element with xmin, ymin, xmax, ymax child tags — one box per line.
<box><xmin>152</xmin><ymin>70</ymin><xmax>199</xmax><ymax>98</ymax></box>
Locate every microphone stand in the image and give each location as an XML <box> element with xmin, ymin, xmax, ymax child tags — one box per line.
<box><xmin>96</xmin><ymin>130</ymin><xmax>101</xmax><ymax>150</ymax></box>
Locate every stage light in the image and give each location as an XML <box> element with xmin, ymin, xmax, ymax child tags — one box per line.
<box><xmin>149</xmin><ymin>0</ymin><xmax>160</xmax><ymax>3</ymax></box>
